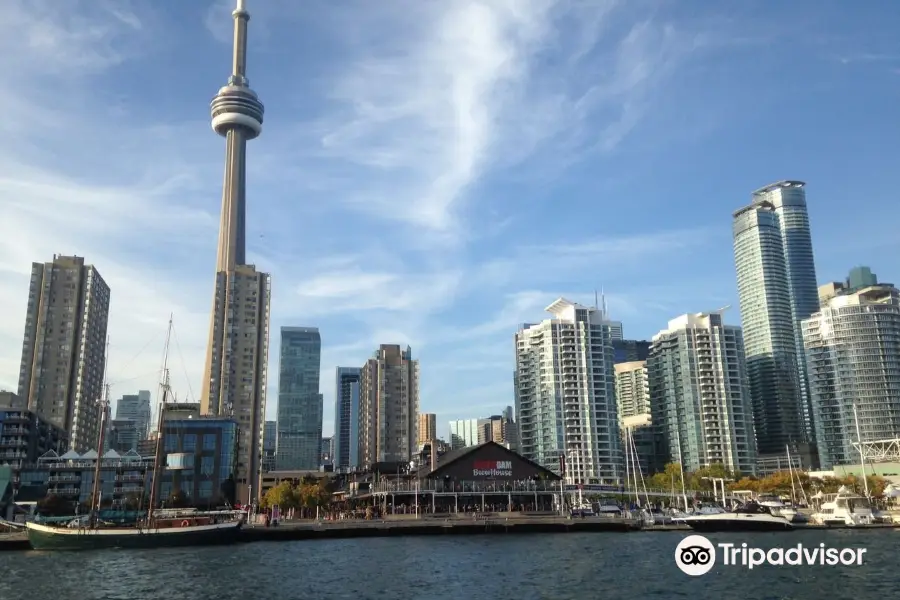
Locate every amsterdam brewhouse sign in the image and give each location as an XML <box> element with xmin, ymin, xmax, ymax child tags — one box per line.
<box><xmin>473</xmin><ymin>460</ymin><xmax>513</xmax><ymax>477</ymax></box>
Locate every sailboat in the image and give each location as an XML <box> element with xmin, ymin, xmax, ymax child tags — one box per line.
<box><xmin>26</xmin><ymin>318</ymin><xmax>244</xmax><ymax>551</ymax></box>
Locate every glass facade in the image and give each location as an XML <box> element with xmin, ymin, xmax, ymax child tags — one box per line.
<box><xmin>333</xmin><ymin>367</ymin><xmax>361</xmax><ymax>470</ymax></box>
<box><xmin>612</xmin><ymin>339</ymin><xmax>651</xmax><ymax>364</ymax></box>
<box><xmin>802</xmin><ymin>285</ymin><xmax>900</xmax><ymax>469</ymax></box>
<box><xmin>733</xmin><ymin>181</ymin><xmax>817</xmax><ymax>454</ymax></box>
<box><xmin>449</xmin><ymin>419</ymin><xmax>481</xmax><ymax>449</ymax></box>
<box><xmin>276</xmin><ymin>327</ymin><xmax>322</xmax><ymax>470</ymax></box>
<box><xmin>647</xmin><ymin>313</ymin><xmax>757</xmax><ymax>475</ymax></box>
<box><xmin>160</xmin><ymin>418</ymin><xmax>237</xmax><ymax>505</ymax></box>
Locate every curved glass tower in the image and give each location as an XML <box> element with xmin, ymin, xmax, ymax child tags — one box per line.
<box><xmin>733</xmin><ymin>181</ymin><xmax>819</xmax><ymax>457</ymax></box>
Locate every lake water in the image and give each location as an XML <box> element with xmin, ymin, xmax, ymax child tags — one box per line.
<box><xmin>1</xmin><ymin>529</ymin><xmax>896</xmax><ymax>599</ymax></box>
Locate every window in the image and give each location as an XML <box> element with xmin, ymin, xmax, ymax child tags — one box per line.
<box><xmin>201</xmin><ymin>456</ymin><xmax>214</xmax><ymax>476</ymax></box>
<box><xmin>199</xmin><ymin>481</ymin><xmax>213</xmax><ymax>498</ymax></box>
<box><xmin>183</xmin><ymin>434</ymin><xmax>197</xmax><ymax>452</ymax></box>
<box><xmin>164</xmin><ymin>435</ymin><xmax>177</xmax><ymax>452</ymax></box>
<box><xmin>203</xmin><ymin>434</ymin><xmax>217</xmax><ymax>450</ymax></box>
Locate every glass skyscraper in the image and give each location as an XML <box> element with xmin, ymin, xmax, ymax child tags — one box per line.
<box><xmin>733</xmin><ymin>180</ymin><xmax>819</xmax><ymax>457</ymax></box>
<box><xmin>275</xmin><ymin>327</ymin><xmax>322</xmax><ymax>470</ymax></box>
<box><xmin>333</xmin><ymin>367</ymin><xmax>361</xmax><ymax>471</ymax></box>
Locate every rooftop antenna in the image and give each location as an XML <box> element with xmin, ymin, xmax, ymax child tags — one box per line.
<box><xmin>594</xmin><ymin>289</ymin><xmax>599</xmax><ymax>310</ymax></box>
<box><xmin>601</xmin><ymin>286</ymin><xmax>608</xmax><ymax>318</ymax></box>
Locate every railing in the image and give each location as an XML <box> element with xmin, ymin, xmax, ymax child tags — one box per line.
<box><xmin>48</xmin><ymin>475</ymin><xmax>80</xmax><ymax>483</ymax></box>
<box><xmin>368</xmin><ymin>480</ymin><xmax>704</xmax><ymax>497</ymax></box>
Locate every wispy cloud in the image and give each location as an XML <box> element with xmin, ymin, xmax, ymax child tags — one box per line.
<box><xmin>264</xmin><ymin>0</ymin><xmax>710</xmax><ymax>245</ymax></box>
<box><xmin>0</xmin><ymin>1</ymin><xmax>214</xmax><ymax>404</ymax></box>
<box><xmin>1</xmin><ymin>0</ymin><xmax>779</xmax><ymax>441</ymax></box>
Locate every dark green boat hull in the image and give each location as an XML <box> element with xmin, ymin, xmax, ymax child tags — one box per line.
<box><xmin>26</xmin><ymin>522</ymin><xmax>242</xmax><ymax>551</ymax></box>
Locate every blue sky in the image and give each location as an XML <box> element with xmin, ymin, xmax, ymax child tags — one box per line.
<box><xmin>1</xmin><ymin>0</ymin><xmax>899</xmax><ymax>441</ymax></box>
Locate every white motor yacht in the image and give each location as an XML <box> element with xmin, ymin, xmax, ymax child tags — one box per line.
<box><xmin>684</xmin><ymin>501</ymin><xmax>794</xmax><ymax>532</ymax></box>
<box><xmin>812</xmin><ymin>490</ymin><xmax>876</xmax><ymax>526</ymax></box>
<box><xmin>670</xmin><ymin>504</ymin><xmax>725</xmax><ymax>524</ymax></box>
<box><xmin>756</xmin><ymin>494</ymin><xmax>806</xmax><ymax>522</ymax></box>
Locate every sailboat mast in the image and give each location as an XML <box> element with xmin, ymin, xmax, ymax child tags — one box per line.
<box><xmin>88</xmin><ymin>335</ymin><xmax>112</xmax><ymax>526</ymax></box>
<box><xmin>785</xmin><ymin>444</ymin><xmax>798</xmax><ymax>504</ymax></box>
<box><xmin>147</xmin><ymin>315</ymin><xmax>174</xmax><ymax>522</ymax></box>
<box><xmin>852</xmin><ymin>403</ymin><xmax>870</xmax><ymax>497</ymax></box>
<box><xmin>89</xmin><ymin>384</ymin><xmax>111</xmax><ymax>521</ymax></box>
<box><xmin>675</xmin><ymin>430</ymin><xmax>689</xmax><ymax>509</ymax></box>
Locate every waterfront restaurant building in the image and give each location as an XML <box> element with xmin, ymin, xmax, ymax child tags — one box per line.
<box><xmin>371</xmin><ymin>441</ymin><xmax>562</xmax><ymax>513</ymax></box>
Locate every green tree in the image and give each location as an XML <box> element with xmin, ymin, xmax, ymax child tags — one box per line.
<box><xmin>646</xmin><ymin>462</ymin><xmax>686</xmax><ymax>492</ymax></box>
<box><xmin>261</xmin><ymin>481</ymin><xmax>296</xmax><ymax>510</ymax></box>
<box><xmin>687</xmin><ymin>464</ymin><xmax>733</xmax><ymax>490</ymax></box>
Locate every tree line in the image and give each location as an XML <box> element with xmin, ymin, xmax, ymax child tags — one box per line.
<box><xmin>643</xmin><ymin>462</ymin><xmax>890</xmax><ymax>499</ymax></box>
<box><xmin>259</xmin><ymin>476</ymin><xmax>333</xmax><ymax>517</ymax></box>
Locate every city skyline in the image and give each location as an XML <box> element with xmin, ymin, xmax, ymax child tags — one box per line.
<box><xmin>1</xmin><ymin>1</ymin><xmax>899</xmax><ymax>440</ymax></box>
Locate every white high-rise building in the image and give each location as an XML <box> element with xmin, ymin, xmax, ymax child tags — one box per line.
<box><xmin>614</xmin><ymin>361</ymin><xmax>649</xmax><ymax>421</ymax></box>
<box><xmin>449</xmin><ymin>419</ymin><xmax>480</xmax><ymax>449</ymax></box>
<box><xmin>647</xmin><ymin>311</ymin><xmax>758</xmax><ymax>475</ymax></box>
<box><xmin>801</xmin><ymin>284</ymin><xmax>900</xmax><ymax>469</ymax></box>
<box><xmin>514</xmin><ymin>298</ymin><xmax>622</xmax><ymax>485</ymax></box>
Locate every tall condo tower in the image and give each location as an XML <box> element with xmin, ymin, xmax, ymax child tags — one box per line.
<box><xmin>358</xmin><ymin>345</ymin><xmax>420</xmax><ymax>466</ymax></box>
<box><xmin>647</xmin><ymin>311</ymin><xmax>758</xmax><ymax>475</ymax></box>
<box><xmin>200</xmin><ymin>0</ymin><xmax>271</xmax><ymax>504</ymax></box>
<box><xmin>18</xmin><ymin>255</ymin><xmax>110</xmax><ymax>452</ymax></box>
<box><xmin>514</xmin><ymin>298</ymin><xmax>623</xmax><ymax>485</ymax></box>
<box><xmin>733</xmin><ymin>181</ymin><xmax>818</xmax><ymax>459</ymax></box>
<box><xmin>802</xmin><ymin>284</ymin><xmax>900</xmax><ymax>469</ymax></box>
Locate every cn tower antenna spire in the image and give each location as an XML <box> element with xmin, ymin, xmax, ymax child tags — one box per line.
<box><xmin>209</xmin><ymin>0</ymin><xmax>264</xmax><ymax>271</ymax></box>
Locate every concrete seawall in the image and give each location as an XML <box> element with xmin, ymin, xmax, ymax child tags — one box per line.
<box><xmin>239</xmin><ymin>516</ymin><xmax>640</xmax><ymax>543</ymax></box>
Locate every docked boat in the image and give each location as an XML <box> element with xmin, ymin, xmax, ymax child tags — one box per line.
<box><xmin>26</xmin><ymin>517</ymin><xmax>242</xmax><ymax>551</ymax></box>
<box><xmin>26</xmin><ymin>317</ymin><xmax>244</xmax><ymax>551</ymax></box>
<box><xmin>593</xmin><ymin>499</ymin><xmax>622</xmax><ymax>515</ymax></box>
<box><xmin>755</xmin><ymin>494</ymin><xmax>806</xmax><ymax>523</ymax></box>
<box><xmin>811</xmin><ymin>489</ymin><xmax>877</xmax><ymax>526</ymax></box>
<box><xmin>670</xmin><ymin>504</ymin><xmax>726</xmax><ymax>524</ymax></box>
<box><xmin>684</xmin><ymin>501</ymin><xmax>794</xmax><ymax>532</ymax></box>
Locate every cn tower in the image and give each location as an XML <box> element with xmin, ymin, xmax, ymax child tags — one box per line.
<box><xmin>210</xmin><ymin>0</ymin><xmax>264</xmax><ymax>270</ymax></box>
<box><xmin>201</xmin><ymin>0</ymin><xmax>272</xmax><ymax>506</ymax></box>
